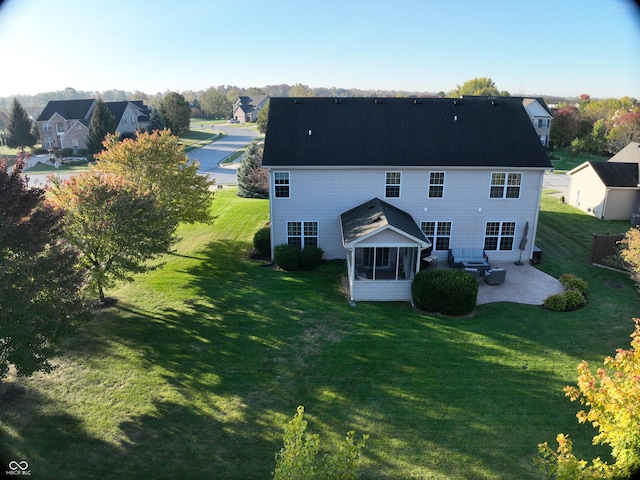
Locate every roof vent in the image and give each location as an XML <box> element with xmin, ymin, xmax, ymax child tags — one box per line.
<box><xmin>308</xmin><ymin>129</ymin><xmax>312</xmax><ymax>137</ymax></box>
<box><xmin>294</xmin><ymin>99</ymin><xmax>302</xmax><ymax>104</ymax></box>
<box><xmin>367</xmin><ymin>204</ymin><xmax>375</xmax><ymax>210</ymax></box>
<box><xmin>454</xmin><ymin>115</ymin><xmax>458</xmax><ymax>122</ymax></box>
<box><xmin>491</xmin><ymin>100</ymin><xmax>496</xmax><ymax>106</ymax></box>
<box><xmin>413</xmin><ymin>99</ymin><xmax>420</xmax><ymax>105</ymax></box>
<box><xmin>335</xmin><ymin>99</ymin><xmax>341</xmax><ymax>104</ymax></box>
<box><xmin>374</xmin><ymin>99</ymin><xmax>381</xmax><ymax>104</ymax></box>
<box><xmin>373</xmin><ymin>216</ymin><xmax>382</xmax><ymax>223</ymax></box>
<box><xmin>453</xmin><ymin>100</ymin><xmax>459</xmax><ymax>105</ymax></box>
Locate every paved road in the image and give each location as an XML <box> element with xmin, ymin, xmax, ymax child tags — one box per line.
<box><xmin>543</xmin><ymin>171</ymin><xmax>570</xmax><ymax>197</ymax></box>
<box><xmin>188</xmin><ymin>124</ymin><xmax>259</xmax><ymax>185</ymax></box>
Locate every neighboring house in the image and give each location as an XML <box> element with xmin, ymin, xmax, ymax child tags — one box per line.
<box><xmin>463</xmin><ymin>96</ymin><xmax>553</xmax><ymax>146</ymax></box>
<box><xmin>232</xmin><ymin>95</ymin><xmax>269</xmax><ymax>123</ymax></box>
<box><xmin>262</xmin><ymin>97</ymin><xmax>552</xmax><ymax>302</ymax></box>
<box><xmin>37</xmin><ymin>99</ymin><xmax>151</xmax><ymax>152</ymax></box>
<box><xmin>567</xmin><ymin>142</ymin><xmax>640</xmax><ymax>220</ymax></box>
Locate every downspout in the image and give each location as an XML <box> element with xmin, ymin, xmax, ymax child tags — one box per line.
<box><xmin>530</xmin><ymin>169</ymin><xmax>545</xmax><ymax>265</ymax></box>
<box><xmin>267</xmin><ymin>168</ymin><xmax>275</xmax><ymax>261</ymax></box>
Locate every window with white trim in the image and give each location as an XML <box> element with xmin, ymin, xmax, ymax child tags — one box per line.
<box><xmin>43</xmin><ymin>122</ymin><xmax>51</xmax><ymax>131</ymax></box>
<box><xmin>484</xmin><ymin>221</ymin><xmax>516</xmax><ymax>251</ymax></box>
<box><xmin>490</xmin><ymin>172</ymin><xmax>521</xmax><ymax>199</ymax></box>
<box><xmin>44</xmin><ymin>137</ymin><xmax>54</xmax><ymax>148</ymax></box>
<box><xmin>385</xmin><ymin>171</ymin><xmax>401</xmax><ymax>198</ymax></box>
<box><xmin>287</xmin><ymin>221</ymin><xmax>318</xmax><ymax>249</ymax></box>
<box><xmin>421</xmin><ymin>221</ymin><xmax>452</xmax><ymax>251</ymax></box>
<box><xmin>428</xmin><ymin>172</ymin><xmax>445</xmax><ymax>198</ymax></box>
<box><xmin>274</xmin><ymin>171</ymin><xmax>290</xmax><ymax>198</ymax></box>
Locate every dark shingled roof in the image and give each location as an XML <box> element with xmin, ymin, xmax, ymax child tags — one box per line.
<box><xmin>263</xmin><ymin>97</ymin><xmax>552</xmax><ymax>169</ymax></box>
<box><xmin>341</xmin><ymin>198</ymin><xmax>430</xmax><ymax>246</ymax></box>
<box><xmin>37</xmin><ymin>99</ymin><xmax>95</xmax><ymax>121</ymax></box>
<box><xmin>590</xmin><ymin>162</ymin><xmax>639</xmax><ymax>187</ymax></box>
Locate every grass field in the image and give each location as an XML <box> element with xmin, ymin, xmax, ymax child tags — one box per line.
<box><xmin>549</xmin><ymin>149</ymin><xmax>608</xmax><ymax>172</ymax></box>
<box><xmin>1</xmin><ymin>189</ymin><xmax>638</xmax><ymax>479</ymax></box>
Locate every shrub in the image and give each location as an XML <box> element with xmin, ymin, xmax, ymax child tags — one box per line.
<box><xmin>274</xmin><ymin>244</ymin><xmax>301</xmax><ymax>271</ymax></box>
<box><xmin>412</xmin><ymin>269</ymin><xmax>478</xmax><ymax>316</ymax></box>
<box><xmin>559</xmin><ymin>273</ymin><xmax>588</xmax><ymax>294</ymax></box>
<box><xmin>253</xmin><ymin>227</ymin><xmax>271</xmax><ymax>258</ymax></box>
<box><xmin>300</xmin><ymin>246</ymin><xmax>324</xmax><ymax>270</ymax></box>
<box><xmin>60</xmin><ymin>147</ymin><xmax>73</xmax><ymax>158</ymax></box>
<box><xmin>544</xmin><ymin>293</ymin><xmax>567</xmax><ymax>311</ymax></box>
<box><xmin>273</xmin><ymin>406</ymin><xmax>368</xmax><ymax>480</ymax></box>
<box><xmin>564</xmin><ymin>289</ymin><xmax>586</xmax><ymax>309</ymax></box>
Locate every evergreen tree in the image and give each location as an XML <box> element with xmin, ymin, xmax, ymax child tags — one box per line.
<box><xmin>6</xmin><ymin>98</ymin><xmax>36</xmax><ymax>149</ymax></box>
<box><xmin>146</xmin><ymin>108</ymin><xmax>166</xmax><ymax>133</ymax></box>
<box><xmin>159</xmin><ymin>92</ymin><xmax>190</xmax><ymax>136</ymax></box>
<box><xmin>237</xmin><ymin>140</ymin><xmax>268</xmax><ymax>198</ymax></box>
<box><xmin>86</xmin><ymin>99</ymin><xmax>116</xmax><ymax>155</ymax></box>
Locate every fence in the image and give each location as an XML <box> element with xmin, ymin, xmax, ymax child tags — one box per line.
<box><xmin>590</xmin><ymin>233</ymin><xmax>624</xmax><ymax>265</ymax></box>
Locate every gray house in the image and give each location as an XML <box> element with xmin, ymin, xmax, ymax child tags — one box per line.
<box><xmin>262</xmin><ymin>97</ymin><xmax>552</xmax><ymax>302</ymax></box>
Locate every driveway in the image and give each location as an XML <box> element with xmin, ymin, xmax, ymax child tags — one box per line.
<box><xmin>187</xmin><ymin>124</ymin><xmax>259</xmax><ymax>185</ymax></box>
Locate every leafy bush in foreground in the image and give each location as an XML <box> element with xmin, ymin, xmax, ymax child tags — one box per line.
<box><xmin>253</xmin><ymin>226</ymin><xmax>271</xmax><ymax>258</ymax></box>
<box><xmin>300</xmin><ymin>246</ymin><xmax>324</xmax><ymax>270</ymax></box>
<box><xmin>273</xmin><ymin>406</ymin><xmax>368</xmax><ymax>480</ymax></box>
<box><xmin>274</xmin><ymin>244</ymin><xmax>301</xmax><ymax>271</ymax></box>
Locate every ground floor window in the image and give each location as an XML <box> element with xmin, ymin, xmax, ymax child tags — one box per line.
<box><xmin>287</xmin><ymin>221</ymin><xmax>318</xmax><ymax>249</ymax></box>
<box><xmin>421</xmin><ymin>221</ymin><xmax>452</xmax><ymax>250</ymax></box>
<box><xmin>484</xmin><ymin>221</ymin><xmax>516</xmax><ymax>251</ymax></box>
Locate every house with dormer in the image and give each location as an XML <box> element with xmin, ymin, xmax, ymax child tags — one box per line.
<box><xmin>262</xmin><ymin>97</ymin><xmax>552</xmax><ymax>302</ymax></box>
<box><xmin>37</xmin><ymin>99</ymin><xmax>151</xmax><ymax>152</ymax></box>
<box><xmin>232</xmin><ymin>95</ymin><xmax>269</xmax><ymax>123</ymax></box>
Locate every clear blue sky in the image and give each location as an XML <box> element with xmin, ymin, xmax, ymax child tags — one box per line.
<box><xmin>0</xmin><ymin>0</ymin><xmax>638</xmax><ymax>99</ymax></box>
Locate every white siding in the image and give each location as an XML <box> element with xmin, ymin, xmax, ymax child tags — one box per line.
<box><xmin>351</xmin><ymin>280</ymin><xmax>413</xmax><ymax>302</ymax></box>
<box><xmin>268</xmin><ymin>167</ymin><xmax>545</xmax><ymax>263</ymax></box>
<box><xmin>568</xmin><ymin>165</ymin><xmax>607</xmax><ymax>217</ymax></box>
<box><xmin>603</xmin><ymin>189</ymin><xmax>640</xmax><ymax>220</ymax></box>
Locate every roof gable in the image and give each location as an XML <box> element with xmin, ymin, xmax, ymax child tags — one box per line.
<box><xmin>263</xmin><ymin>97</ymin><xmax>552</xmax><ymax>169</ymax></box>
<box><xmin>340</xmin><ymin>198</ymin><xmax>430</xmax><ymax>247</ymax></box>
<box><xmin>37</xmin><ymin>99</ymin><xmax>95</xmax><ymax>122</ymax></box>
<box><xmin>608</xmin><ymin>142</ymin><xmax>640</xmax><ymax>163</ymax></box>
<box><xmin>590</xmin><ymin>161</ymin><xmax>639</xmax><ymax>187</ymax></box>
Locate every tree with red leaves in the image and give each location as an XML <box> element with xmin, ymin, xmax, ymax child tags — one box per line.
<box><xmin>0</xmin><ymin>154</ymin><xmax>90</xmax><ymax>378</ymax></box>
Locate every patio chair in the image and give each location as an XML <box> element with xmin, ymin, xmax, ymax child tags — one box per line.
<box><xmin>483</xmin><ymin>268</ymin><xmax>506</xmax><ymax>285</ymax></box>
<box><xmin>463</xmin><ymin>267</ymin><xmax>480</xmax><ymax>280</ymax></box>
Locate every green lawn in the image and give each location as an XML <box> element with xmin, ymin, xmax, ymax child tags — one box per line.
<box><xmin>549</xmin><ymin>149</ymin><xmax>608</xmax><ymax>172</ymax></box>
<box><xmin>1</xmin><ymin>189</ymin><xmax>638</xmax><ymax>479</ymax></box>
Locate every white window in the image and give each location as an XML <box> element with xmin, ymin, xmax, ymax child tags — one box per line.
<box><xmin>484</xmin><ymin>221</ymin><xmax>516</xmax><ymax>251</ymax></box>
<box><xmin>274</xmin><ymin>172</ymin><xmax>290</xmax><ymax>198</ymax></box>
<box><xmin>490</xmin><ymin>172</ymin><xmax>521</xmax><ymax>199</ymax></box>
<box><xmin>56</xmin><ymin>122</ymin><xmax>64</xmax><ymax>133</ymax></box>
<box><xmin>385</xmin><ymin>171</ymin><xmax>401</xmax><ymax>198</ymax></box>
<box><xmin>421</xmin><ymin>221</ymin><xmax>452</xmax><ymax>251</ymax></box>
<box><xmin>123</xmin><ymin>118</ymin><xmax>128</xmax><ymax>125</ymax></box>
<box><xmin>287</xmin><ymin>221</ymin><xmax>318</xmax><ymax>249</ymax></box>
<box><xmin>44</xmin><ymin>137</ymin><xmax>54</xmax><ymax>148</ymax></box>
<box><xmin>428</xmin><ymin>172</ymin><xmax>445</xmax><ymax>198</ymax></box>
<box><xmin>43</xmin><ymin>122</ymin><xmax>51</xmax><ymax>131</ymax></box>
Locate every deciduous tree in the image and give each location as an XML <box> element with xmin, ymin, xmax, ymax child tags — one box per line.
<box><xmin>50</xmin><ymin>172</ymin><xmax>176</xmax><ymax>302</ymax></box>
<box><xmin>237</xmin><ymin>140</ymin><xmax>268</xmax><ymax>198</ymax></box>
<box><xmin>159</xmin><ymin>91</ymin><xmax>191</xmax><ymax>136</ymax></box>
<box><xmin>0</xmin><ymin>155</ymin><xmax>90</xmax><ymax>378</ymax></box>
<box><xmin>93</xmin><ymin>130</ymin><xmax>214</xmax><ymax>225</ymax></box>
<box><xmin>6</xmin><ymin>98</ymin><xmax>36</xmax><ymax>149</ymax></box>
<box><xmin>86</xmin><ymin>98</ymin><xmax>117</xmax><ymax>155</ymax></box>
<box><xmin>200</xmin><ymin>88</ymin><xmax>232</xmax><ymax>119</ymax></box>
<box><xmin>257</xmin><ymin>100</ymin><xmax>269</xmax><ymax>134</ymax></box>
<box><xmin>448</xmin><ymin>77</ymin><xmax>506</xmax><ymax>97</ymax></box>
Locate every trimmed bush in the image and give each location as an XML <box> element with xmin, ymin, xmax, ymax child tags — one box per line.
<box><xmin>564</xmin><ymin>289</ymin><xmax>586</xmax><ymax>309</ymax></box>
<box><xmin>544</xmin><ymin>293</ymin><xmax>568</xmax><ymax>311</ymax></box>
<box><xmin>253</xmin><ymin>227</ymin><xmax>271</xmax><ymax>258</ymax></box>
<box><xmin>412</xmin><ymin>269</ymin><xmax>478</xmax><ymax>316</ymax></box>
<box><xmin>300</xmin><ymin>246</ymin><xmax>324</xmax><ymax>270</ymax></box>
<box><xmin>559</xmin><ymin>273</ymin><xmax>588</xmax><ymax>294</ymax></box>
<box><xmin>274</xmin><ymin>244</ymin><xmax>301</xmax><ymax>271</ymax></box>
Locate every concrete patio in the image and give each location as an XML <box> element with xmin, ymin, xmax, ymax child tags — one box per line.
<box><xmin>474</xmin><ymin>261</ymin><xmax>564</xmax><ymax>305</ymax></box>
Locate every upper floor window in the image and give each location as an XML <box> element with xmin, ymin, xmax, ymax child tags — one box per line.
<box><xmin>484</xmin><ymin>221</ymin><xmax>516</xmax><ymax>251</ymax></box>
<box><xmin>274</xmin><ymin>171</ymin><xmax>290</xmax><ymax>198</ymax></box>
<box><xmin>537</xmin><ymin>119</ymin><xmax>550</xmax><ymax>128</ymax></box>
<box><xmin>123</xmin><ymin>118</ymin><xmax>128</xmax><ymax>125</ymax></box>
<box><xmin>428</xmin><ymin>172</ymin><xmax>445</xmax><ymax>198</ymax></box>
<box><xmin>421</xmin><ymin>221</ymin><xmax>452</xmax><ymax>251</ymax></box>
<box><xmin>43</xmin><ymin>122</ymin><xmax>51</xmax><ymax>131</ymax></box>
<box><xmin>287</xmin><ymin>221</ymin><xmax>318</xmax><ymax>249</ymax></box>
<box><xmin>385</xmin><ymin>171</ymin><xmax>401</xmax><ymax>198</ymax></box>
<box><xmin>56</xmin><ymin>122</ymin><xmax>64</xmax><ymax>133</ymax></box>
<box><xmin>490</xmin><ymin>172</ymin><xmax>521</xmax><ymax>199</ymax></box>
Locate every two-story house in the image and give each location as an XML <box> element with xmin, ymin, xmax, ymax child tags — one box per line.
<box><xmin>262</xmin><ymin>97</ymin><xmax>553</xmax><ymax>302</ymax></box>
<box><xmin>37</xmin><ymin>99</ymin><xmax>151</xmax><ymax>152</ymax></box>
<box><xmin>232</xmin><ymin>95</ymin><xmax>269</xmax><ymax>123</ymax></box>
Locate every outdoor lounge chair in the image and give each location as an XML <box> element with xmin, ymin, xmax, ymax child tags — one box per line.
<box><xmin>483</xmin><ymin>268</ymin><xmax>506</xmax><ymax>285</ymax></box>
<box><xmin>464</xmin><ymin>267</ymin><xmax>480</xmax><ymax>280</ymax></box>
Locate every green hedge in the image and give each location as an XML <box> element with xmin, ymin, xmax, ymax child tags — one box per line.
<box><xmin>412</xmin><ymin>269</ymin><xmax>478</xmax><ymax>316</ymax></box>
<box><xmin>253</xmin><ymin>227</ymin><xmax>271</xmax><ymax>258</ymax></box>
<box><xmin>274</xmin><ymin>244</ymin><xmax>301</xmax><ymax>271</ymax></box>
